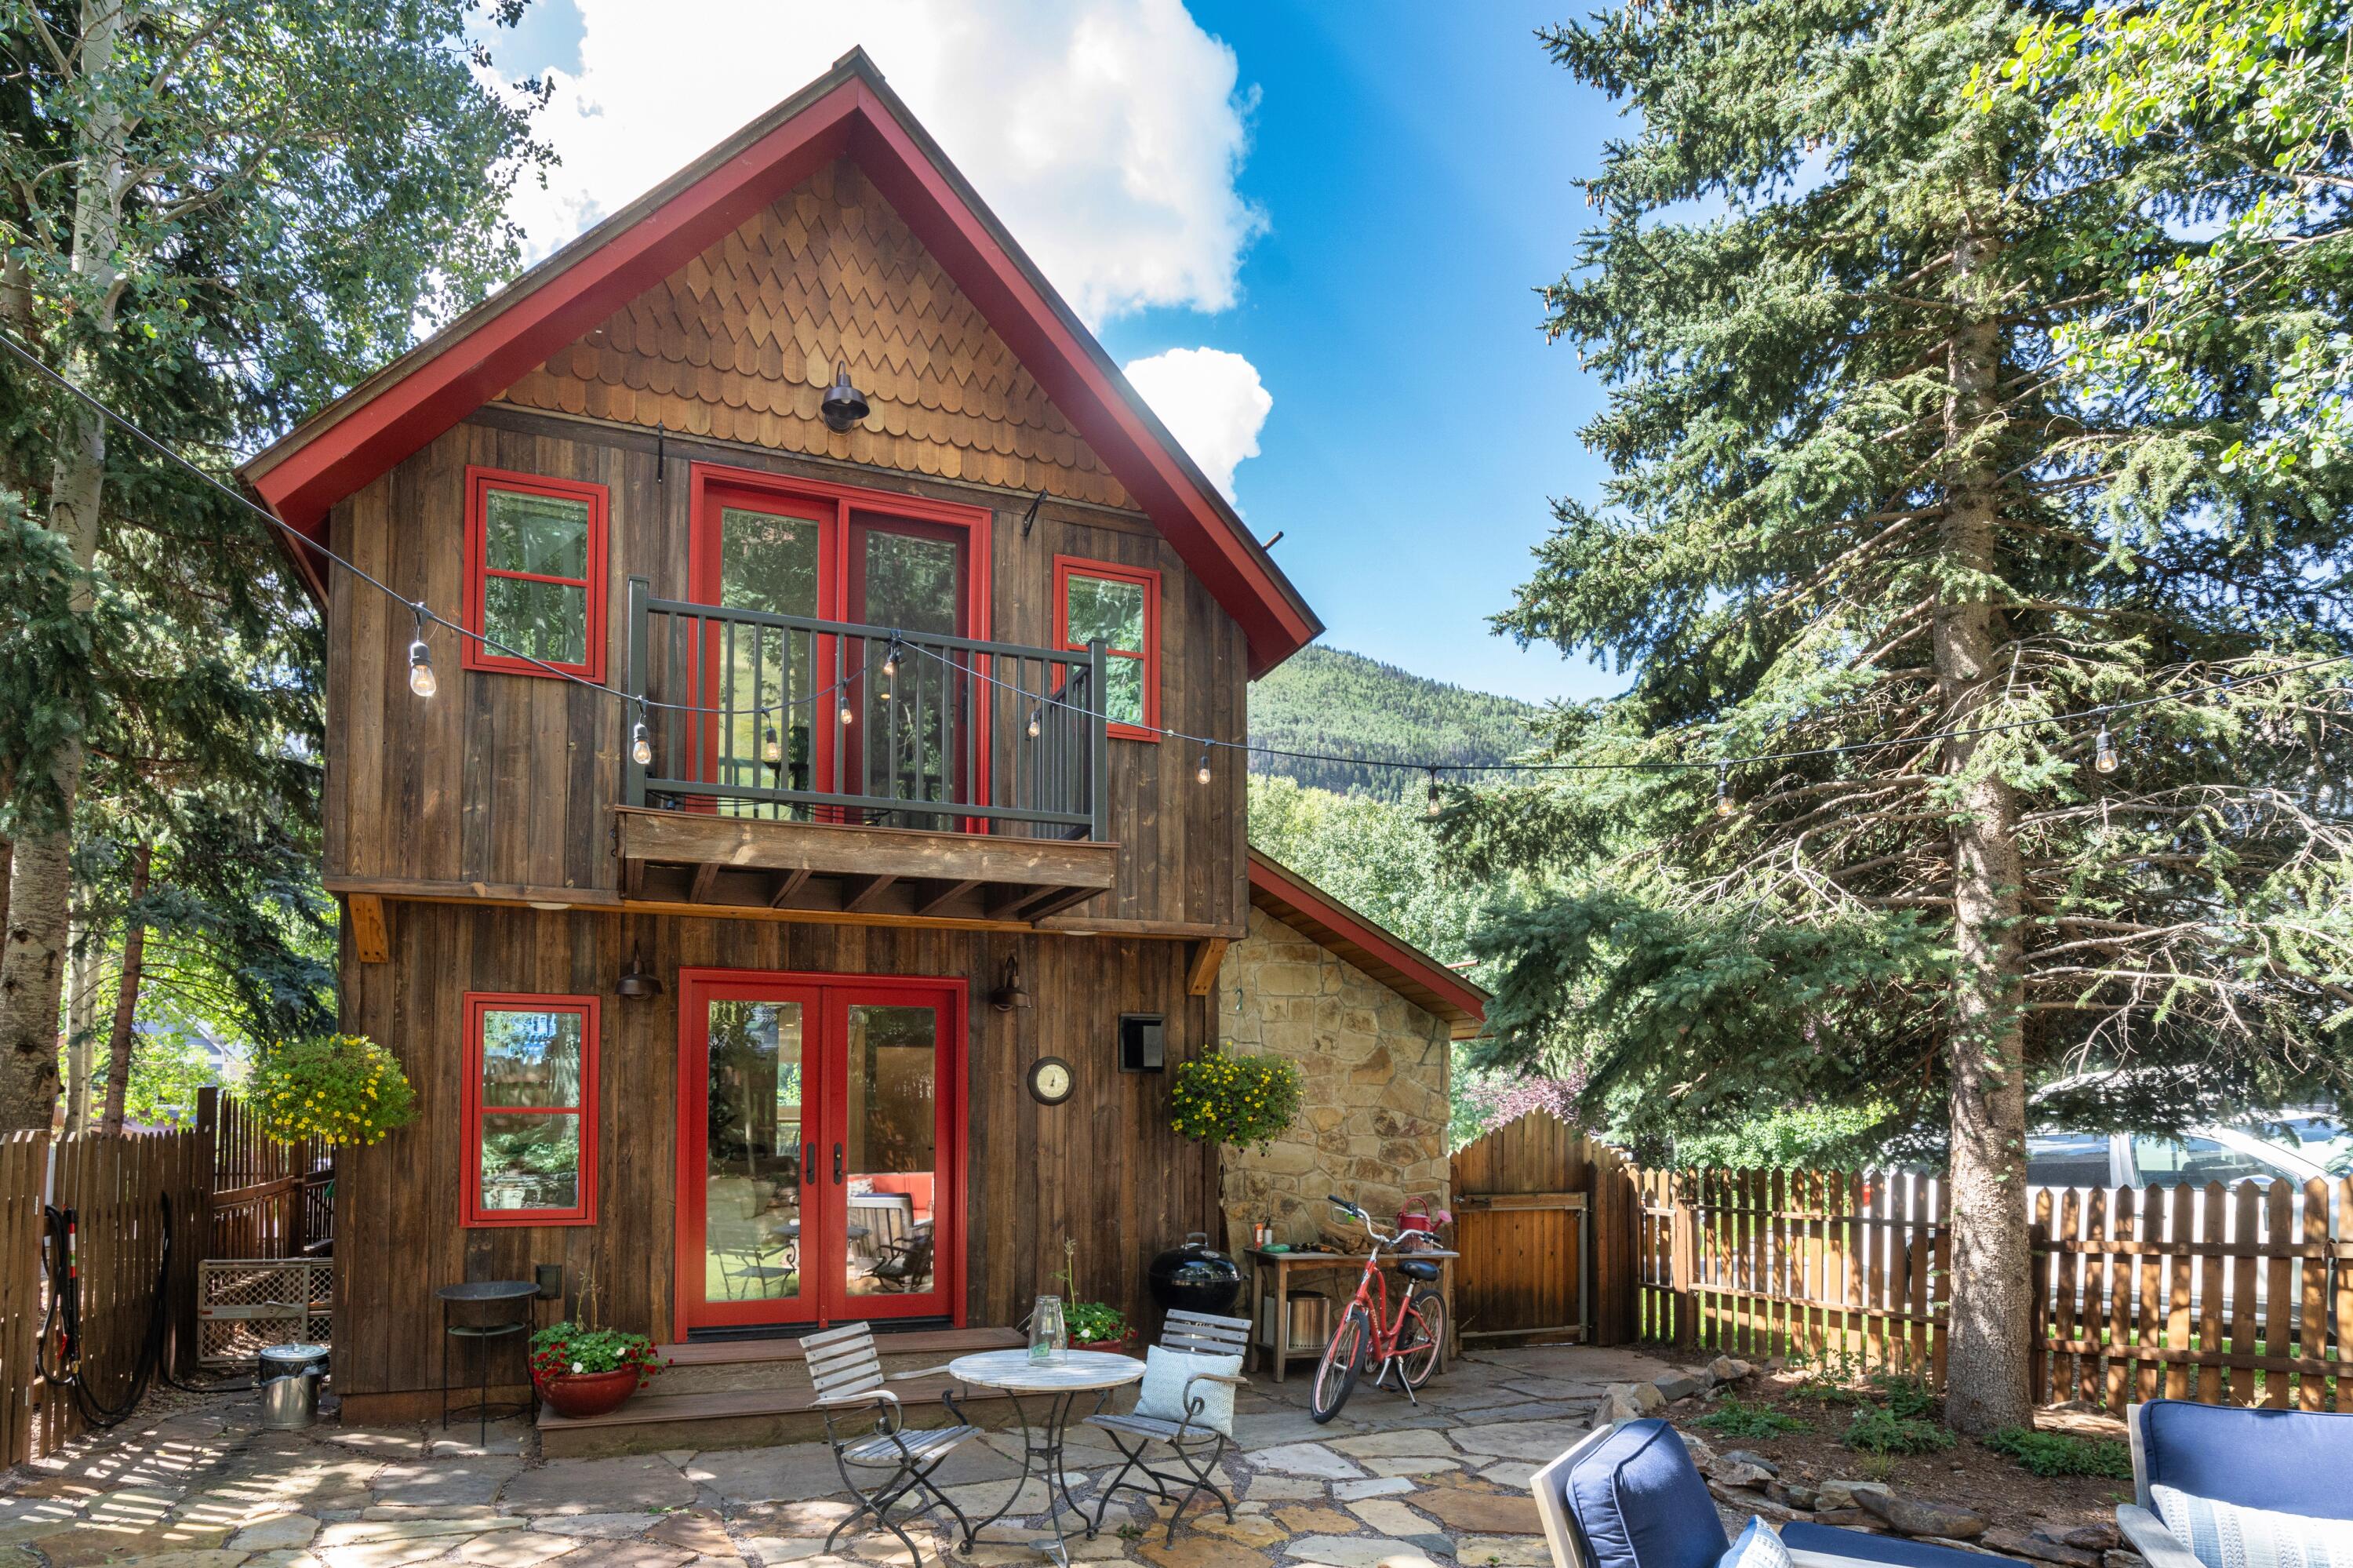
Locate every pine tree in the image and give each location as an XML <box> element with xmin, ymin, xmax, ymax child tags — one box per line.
<box><xmin>1462</xmin><ymin>0</ymin><xmax>2353</xmax><ymax>1432</ymax></box>
<box><xmin>0</xmin><ymin>0</ymin><xmax>551</xmax><ymax>1127</ymax></box>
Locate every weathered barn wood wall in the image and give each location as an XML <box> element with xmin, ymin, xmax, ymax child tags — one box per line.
<box><xmin>322</xmin><ymin>406</ymin><xmax>1247</xmax><ymax>932</ymax></box>
<box><xmin>332</xmin><ymin>904</ymin><xmax>1220</xmax><ymax>1407</ymax></box>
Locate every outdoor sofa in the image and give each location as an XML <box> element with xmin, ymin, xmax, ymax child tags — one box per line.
<box><xmin>2118</xmin><ymin>1399</ymin><xmax>2353</xmax><ymax>1568</ymax></box>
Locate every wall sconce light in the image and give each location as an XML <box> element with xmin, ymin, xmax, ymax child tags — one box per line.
<box><xmin>991</xmin><ymin>953</ymin><xmax>1031</xmax><ymax>1013</ymax></box>
<box><xmin>820</xmin><ymin>358</ymin><xmax>869</xmax><ymax>432</ymax></box>
<box><xmin>616</xmin><ymin>947</ymin><xmax>663</xmax><ymax>999</ymax></box>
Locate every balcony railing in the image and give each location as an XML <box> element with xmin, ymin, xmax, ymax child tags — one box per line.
<box><xmin>623</xmin><ymin>577</ymin><xmax>1109</xmax><ymax>842</ymax></box>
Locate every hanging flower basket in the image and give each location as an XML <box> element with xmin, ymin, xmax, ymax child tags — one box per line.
<box><xmin>249</xmin><ymin>1034</ymin><xmax>418</xmax><ymax>1146</ymax></box>
<box><xmin>1169</xmin><ymin>1050</ymin><xmax>1303</xmax><ymax>1154</ymax></box>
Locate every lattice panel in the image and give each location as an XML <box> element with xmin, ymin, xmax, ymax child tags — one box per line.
<box><xmin>198</xmin><ymin>1259</ymin><xmax>332</xmax><ymax>1368</ymax></box>
<box><xmin>499</xmin><ymin>157</ymin><xmax>1134</xmax><ymax>508</ymax></box>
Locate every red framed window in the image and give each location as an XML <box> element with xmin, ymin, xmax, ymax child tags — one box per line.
<box><xmin>1053</xmin><ymin>556</ymin><xmax>1160</xmax><ymax>740</ymax></box>
<box><xmin>462</xmin><ymin>467</ymin><xmax>609</xmax><ymax>682</ymax></box>
<box><xmin>463</xmin><ymin>993</ymin><xmax>599</xmax><ymax>1226</ymax></box>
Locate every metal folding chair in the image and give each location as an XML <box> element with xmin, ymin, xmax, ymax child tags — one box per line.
<box><xmin>1083</xmin><ymin>1308</ymin><xmax>1251</xmax><ymax>1544</ymax></box>
<box><xmin>802</xmin><ymin>1322</ymin><xmax>978</xmax><ymax>1565</ymax></box>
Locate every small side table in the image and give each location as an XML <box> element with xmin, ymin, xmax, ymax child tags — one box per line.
<box><xmin>1243</xmin><ymin>1247</ymin><xmax>1458</xmax><ymax>1382</ymax></box>
<box><xmin>437</xmin><ymin>1281</ymin><xmax>540</xmax><ymax>1443</ymax></box>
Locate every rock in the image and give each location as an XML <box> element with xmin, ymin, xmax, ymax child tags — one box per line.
<box><xmin>1818</xmin><ymin>1480</ymin><xmax>1893</xmax><ymax>1511</ymax></box>
<box><xmin>2061</xmin><ymin>1526</ymin><xmax>2122</xmax><ymax>1553</ymax></box>
<box><xmin>1768</xmin><ymin>1482</ymin><xmax>1820</xmax><ymax>1512</ymax></box>
<box><xmin>2105</xmin><ymin>1552</ymin><xmax>2148</xmax><ymax>1568</ymax></box>
<box><xmin>1409</xmin><ymin>1484</ymin><xmax>1544</xmax><ymax>1536</ymax></box>
<box><xmin>1707</xmin><ymin>1460</ymin><xmax>1777</xmax><ymax>1490</ymax></box>
<box><xmin>1654</xmin><ymin>1373</ymin><xmax>1709</xmax><ymax>1403</ymax></box>
<box><xmin>1709</xmin><ymin>1357</ymin><xmax>1757</xmax><ymax>1383</ymax></box>
<box><xmin>1852</xmin><ymin>1490</ymin><xmax>1989</xmax><ymax>1541</ymax></box>
<box><xmin>1677</xmin><ymin>1433</ymin><xmax>1718</xmax><ymax>1468</ymax></box>
<box><xmin>1705</xmin><ymin>1482</ymin><xmax>1797</xmax><ymax>1523</ymax></box>
<box><xmin>1812</xmin><ymin>1508</ymin><xmax>1871</xmax><ymax>1528</ymax></box>
<box><xmin>1633</xmin><ymin>1381</ymin><xmax>1669</xmax><ymax>1413</ymax></box>
<box><xmin>1595</xmin><ymin>1386</ymin><xmax>1648</xmax><ymax>1425</ymax></box>
<box><xmin>1717</xmin><ymin>1450</ymin><xmax>1780</xmax><ymax>1478</ymax></box>
<box><xmin>1984</xmin><ymin>1530</ymin><xmax>2101</xmax><ymax>1568</ymax></box>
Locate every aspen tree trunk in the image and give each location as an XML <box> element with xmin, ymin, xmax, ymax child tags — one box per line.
<box><xmin>0</xmin><ymin>0</ymin><xmax>133</xmax><ymax>1130</ymax></box>
<box><xmin>64</xmin><ymin>911</ymin><xmax>100</xmax><ymax>1130</ymax></box>
<box><xmin>1934</xmin><ymin>219</ymin><xmax>2035</xmax><ymax>1437</ymax></box>
<box><xmin>99</xmin><ymin>844</ymin><xmax>151</xmax><ymax>1136</ymax></box>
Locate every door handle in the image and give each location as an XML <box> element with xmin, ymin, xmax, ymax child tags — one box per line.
<box><xmin>833</xmin><ymin>1142</ymin><xmax>844</xmax><ymax>1184</ymax></box>
<box><xmin>803</xmin><ymin>1141</ymin><xmax>816</xmax><ymax>1186</ymax></box>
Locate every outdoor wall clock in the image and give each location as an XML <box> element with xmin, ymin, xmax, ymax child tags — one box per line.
<box><xmin>1027</xmin><ymin>1056</ymin><xmax>1075</xmax><ymax>1106</ymax></box>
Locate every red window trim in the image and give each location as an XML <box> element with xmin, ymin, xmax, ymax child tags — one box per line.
<box><xmin>462</xmin><ymin>467</ymin><xmax>609</xmax><ymax>682</ymax></box>
<box><xmin>462</xmin><ymin>991</ymin><xmax>600</xmax><ymax>1228</ymax></box>
<box><xmin>1053</xmin><ymin>555</ymin><xmax>1161</xmax><ymax>741</ymax></box>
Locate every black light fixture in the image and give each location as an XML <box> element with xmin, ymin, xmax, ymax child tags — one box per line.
<box><xmin>820</xmin><ymin>358</ymin><xmax>869</xmax><ymax>432</ymax></box>
<box><xmin>616</xmin><ymin>947</ymin><xmax>663</xmax><ymax>999</ymax></box>
<box><xmin>991</xmin><ymin>953</ymin><xmax>1031</xmax><ymax>1013</ymax></box>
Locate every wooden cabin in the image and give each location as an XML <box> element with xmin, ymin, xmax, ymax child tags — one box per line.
<box><xmin>241</xmin><ymin>50</ymin><xmax>1324</xmax><ymax>1428</ymax></box>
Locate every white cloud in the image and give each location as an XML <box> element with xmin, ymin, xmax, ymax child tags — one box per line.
<box><xmin>1121</xmin><ymin>347</ymin><xmax>1271</xmax><ymax>500</ymax></box>
<box><xmin>498</xmin><ymin>0</ymin><xmax>1266</xmax><ymax>324</ymax></box>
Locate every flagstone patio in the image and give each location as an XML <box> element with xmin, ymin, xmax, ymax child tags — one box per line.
<box><xmin>0</xmin><ymin>1344</ymin><xmax>1685</xmax><ymax>1568</ymax></box>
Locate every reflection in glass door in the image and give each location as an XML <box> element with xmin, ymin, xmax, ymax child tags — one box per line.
<box><xmin>838</xmin><ymin>1002</ymin><xmax>940</xmax><ymax>1300</ymax></box>
<box><xmin>700</xmin><ymin>999</ymin><xmax>806</xmax><ymax>1313</ymax></box>
<box><xmin>848</xmin><ymin>521</ymin><xmax>966</xmax><ymax>830</ymax></box>
<box><xmin>704</xmin><ymin>499</ymin><xmax>826</xmax><ymax>819</ymax></box>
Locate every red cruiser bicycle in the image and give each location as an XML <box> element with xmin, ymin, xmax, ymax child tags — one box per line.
<box><xmin>1308</xmin><ymin>1195</ymin><xmax>1449</xmax><ymax>1423</ymax></box>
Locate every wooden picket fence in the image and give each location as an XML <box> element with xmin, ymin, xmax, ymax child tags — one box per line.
<box><xmin>204</xmin><ymin>1087</ymin><xmax>333</xmax><ymax>1260</ymax></box>
<box><xmin>1627</xmin><ymin>1167</ymin><xmax>2353</xmax><ymax>1413</ymax></box>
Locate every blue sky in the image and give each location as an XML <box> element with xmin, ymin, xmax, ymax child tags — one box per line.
<box><xmin>486</xmin><ymin>2</ymin><xmax>1622</xmax><ymax>706</ymax></box>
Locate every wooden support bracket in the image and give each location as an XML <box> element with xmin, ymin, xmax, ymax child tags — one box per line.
<box><xmin>842</xmin><ymin>873</ymin><xmax>899</xmax><ymax>913</ymax></box>
<box><xmin>1186</xmin><ymin>937</ymin><xmax>1230</xmax><ymax>996</ymax></box>
<box><xmin>347</xmin><ymin>893</ymin><xmax>390</xmax><ymax>963</ymax></box>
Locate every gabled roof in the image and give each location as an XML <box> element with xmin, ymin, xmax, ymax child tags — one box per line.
<box><xmin>240</xmin><ymin>49</ymin><xmax>1321</xmax><ymax>676</ymax></box>
<box><xmin>1246</xmin><ymin>849</ymin><xmax>1488</xmax><ymax>1039</ymax></box>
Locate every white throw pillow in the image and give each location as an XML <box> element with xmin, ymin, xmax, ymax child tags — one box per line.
<box><xmin>1132</xmin><ymin>1344</ymin><xmax>1242</xmax><ymax>1438</ymax></box>
<box><xmin>2152</xmin><ymin>1485</ymin><xmax>2353</xmax><ymax>1568</ymax></box>
<box><xmin>1717</xmin><ymin>1516</ymin><xmax>1792</xmax><ymax>1568</ymax></box>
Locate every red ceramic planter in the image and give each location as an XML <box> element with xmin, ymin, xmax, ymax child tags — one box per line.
<box><xmin>534</xmin><ymin>1367</ymin><xmax>642</xmax><ymax>1419</ymax></box>
<box><xmin>1075</xmin><ymin>1333</ymin><xmax>1136</xmax><ymax>1358</ymax></box>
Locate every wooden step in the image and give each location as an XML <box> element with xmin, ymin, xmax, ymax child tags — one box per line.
<box><xmin>538</xmin><ymin>1327</ymin><xmax>1027</xmax><ymax>1457</ymax></box>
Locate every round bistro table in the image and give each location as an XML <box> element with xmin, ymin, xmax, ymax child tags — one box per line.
<box><xmin>945</xmin><ymin>1348</ymin><xmax>1144</xmax><ymax>1565</ymax></box>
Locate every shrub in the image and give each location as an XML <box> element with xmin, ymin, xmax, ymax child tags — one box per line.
<box><xmin>1867</xmin><ymin>1370</ymin><xmax>1940</xmax><ymax>1420</ymax></box>
<box><xmin>1844</xmin><ymin>1404</ymin><xmax>1955</xmax><ymax>1455</ymax></box>
<box><xmin>1697</xmin><ymin>1399</ymin><xmax>1810</xmax><ymax>1439</ymax></box>
<box><xmin>250</xmin><ymin>1033</ymin><xmax>417</xmax><ymax>1145</ymax></box>
<box><xmin>1984</xmin><ymin>1427</ymin><xmax>2132</xmax><ymax>1479</ymax></box>
<box><xmin>1169</xmin><ymin>1050</ymin><xmax>1304</xmax><ymax>1151</ymax></box>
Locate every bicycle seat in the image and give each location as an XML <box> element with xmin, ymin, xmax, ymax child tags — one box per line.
<box><xmin>1397</xmin><ymin>1259</ymin><xmax>1441</xmax><ymax>1282</ymax></box>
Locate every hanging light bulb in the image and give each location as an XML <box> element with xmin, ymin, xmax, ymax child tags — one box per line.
<box><xmin>839</xmin><ymin>697</ymin><xmax>855</xmax><ymax>726</ymax></box>
<box><xmin>1425</xmin><ymin>768</ymin><xmax>1442</xmax><ymax>819</ymax></box>
<box><xmin>881</xmin><ymin>638</ymin><xmax>900</xmax><ymax>678</ymax></box>
<box><xmin>406</xmin><ymin>606</ymin><xmax>437</xmax><ymax>698</ymax></box>
<box><xmin>1715</xmin><ymin>766</ymin><xmax>1734</xmax><ymax>818</ymax></box>
<box><xmin>762</xmin><ymin>726</ymin><xmax>783</xmax><ymax>766</ymax></box>
<box><xmin>1197</xmin><ymin>748</ymin><xmax>1213</xmax><ymax>785</ymax></box>
<box><xmin>631</xmin><ymin>702</ymin><xmax>653</xmax><ymax>767</ymax></box>
<box><xmin>1027</xmin><ymin>706</ymin><xmax>1042</xmax><ymax>739</ymax></box>
<box><xmin>2094</xmin><ymin>721</ymin><xmax>2118</xmax><ymax>774</ymax></box>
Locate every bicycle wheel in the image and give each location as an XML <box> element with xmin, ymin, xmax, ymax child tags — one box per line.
<box><xmin>1310</xmin><ymin>1305</ymin><xmax>1369</xmax><ymax>1423</ymax></box>
<box><xmin>1395</xmin><ymin>1290</ymin><xmax>1448</xmax><ymax>1389</ymax></box>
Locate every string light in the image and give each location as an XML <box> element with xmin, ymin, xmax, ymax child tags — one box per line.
<box><xmin>2094</xmin><ymin>722</ymin><xmax>2119</xmax><ymax>773</ymax></box>
<box><xmin>881</xmin><ymin>637</ymin><xmax>900</xmax><ymax>678</ymax></box>
<box><xmin>762</xmin><ymin>726</ymin><xmax>783</xmax><ymax>766</ymax></box>
<box><xmin>1426</xmin><ymin>768</ymin><xmax>1442</xmax><ymax>819</ymax></box>
<box><xmin>406</xmin><ymin>606</ymin><xmax>436</xmax><ymax>698</ymax></box>
<box><xmin>839</xmin><ymin>699</ymin><xmax>855</xmax><ymax>726</ymax></box>
<box><xmin>1715</xmin><ymin>766</ymin><xmax>1733</xmax><ymax>818</ymax></box>
<box><xmin>1027</xmin><ymin>706</ymin><xmax>1042</xmax><ymax>740</ymax></box>
<box><xmin>1197</xmin><ymin>748</ymin><xmax>1212</xmax><ymax>785</ymax></box>
<box><xmin>631</xmin><ymin>701</ymin><xmax>653</xmax><ymax>767</ymax></box>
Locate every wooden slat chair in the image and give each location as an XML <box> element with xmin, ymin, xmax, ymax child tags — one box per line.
<box><xmin>1083</xmin><ymin>1309</ymin><xmax>1251</xmax><ymax>1545</ymax></box>
<box><xmin>800</xmin><ymin>1322</ymin><xmax>979</xmax><ymax>1566</ymax></box>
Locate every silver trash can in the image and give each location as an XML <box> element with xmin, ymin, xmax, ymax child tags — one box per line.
<box><xmin>260</xmin><ymin>1342</ymin><xmax>329</xmax><ymax>1430</ymax></box>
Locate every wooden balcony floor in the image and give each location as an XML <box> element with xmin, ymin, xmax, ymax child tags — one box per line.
<box><xmin>615</xmin><ymin>807</ymin><xmax>1116</xmax><ymax>926</ymax></box>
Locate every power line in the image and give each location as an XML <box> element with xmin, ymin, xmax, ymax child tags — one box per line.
<box><xmin>8</xmin><ymin>326</ymin><xmax>2350</xmax><ymax>789</ymax></box>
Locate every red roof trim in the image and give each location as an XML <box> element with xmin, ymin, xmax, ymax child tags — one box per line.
<box><xmin>242</xmin><ymin>53</ymin><xmax>1319</xmax><ymax>676</ymax></box>
<box><xmin>1246</xmin><ymin>849</ymin><xmax>1487</xmax><ymax>1027</ymax></box>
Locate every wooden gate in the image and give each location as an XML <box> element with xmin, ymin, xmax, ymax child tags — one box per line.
<box><xmin>1451</xmin><ymin>1111</ymin><xmax>1607</xmax><ymax>1344</ymax></box>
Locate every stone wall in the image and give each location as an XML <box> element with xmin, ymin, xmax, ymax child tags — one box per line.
<box><xmin>1217</xmin><ymin>906</ymin><xmax>1453</xmax><ymax>1247</ymax></box>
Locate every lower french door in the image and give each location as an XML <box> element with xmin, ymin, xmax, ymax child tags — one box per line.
<box><xmin>675</xmin><ymin>970</ymin><xmax>963</xmax><ymax>1335</ymax></box>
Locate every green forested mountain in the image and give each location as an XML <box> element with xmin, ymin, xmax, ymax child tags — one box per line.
<box><xmin>1246</xmin><ymin>646</ymin><xmax>1539</xmax><ymax>802</ymax></box>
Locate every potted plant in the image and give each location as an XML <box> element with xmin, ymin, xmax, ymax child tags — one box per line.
<box><xmin>1054</xmin><ymin>1236</ymin><xmax>1134</xmax><ymax>1355</ymax></box>
<box><xmin>529</xmin><ymin>1260</ymin><xmax>665</xmax><ymax>1418</ymax></box>
<box><xmin>249</xmin><ymin>1033</ymin><xmax>419</xmax><ymax>1146</ymax></box>
<box><xmin>1169</xmin><ymin>1048</ymin><xmax>1304</xmax><ymax>1154</ymax></box>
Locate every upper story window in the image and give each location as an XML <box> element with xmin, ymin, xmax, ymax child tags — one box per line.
<box><xmin>1053</xmin><ymin>557</ymin><xmax>1160</xmax><ymax>740</ymax></box>
<box><xmin>463</xmin><ymin>467</ymin><xmax>608</xmax><ymax>682</ymax></box>
<box><xmin>463</xmin><ymin>993</ymin><xmax>598</xmax><ymax>1226</ymax></box>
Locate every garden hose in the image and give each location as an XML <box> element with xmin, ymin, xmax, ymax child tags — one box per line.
<box><xmin>36</xmin><ymin>1193</ymin><xmax>248</xmax><ymax>1427</ymax></box>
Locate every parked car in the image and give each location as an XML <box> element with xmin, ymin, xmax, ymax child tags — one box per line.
<box><xmin>2024</xmin><ymin>1114</ymin><xmax>2348</xmax><ymax>1191</ymax></box>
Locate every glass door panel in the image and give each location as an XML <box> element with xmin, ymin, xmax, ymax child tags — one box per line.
<box><xmin>707</xmin><ymin>500</ymin><xmax>825</xmax><ymax>819</ymax></box>
<box><xmin>700</xmin><ymin>999</ymin><xmax>806</xmax><ymax>1312</ymax></box>
<box><xmin>837</xmin><ymin>1002</ymin><xmax>940</xmax><ymax>1303</ymax></box>
<box><xmin>848</xmin><ymin>521</ymin><xmax>966</xmax><ymax>830</ymax></box>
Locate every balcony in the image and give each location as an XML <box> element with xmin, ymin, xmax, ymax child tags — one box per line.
<box><xmin>617</xmin><ymin>578</ymin><xmax>1117</xmax><ymax>924</ymax></box>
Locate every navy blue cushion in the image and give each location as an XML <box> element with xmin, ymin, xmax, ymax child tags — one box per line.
<box><xmin>1564</xmin><ymin>1419</ymin><xmax>1729</xmax><ymax>1568</ymax></box>
<box><xmin>2141</xmin><ymin>1400</ymin><xmax>2353</xmax><ymax>1520</ymax></box>
<box><xmin>1781</xmin><ymin>1522</ymin><xmax>1990</xmax><ymax>1568</ymax></box>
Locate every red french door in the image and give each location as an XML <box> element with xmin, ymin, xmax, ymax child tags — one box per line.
<box><xmin>675</xmin><ymin>969</ymin><xmax>965</xmax><ymax>1335</ymax></box>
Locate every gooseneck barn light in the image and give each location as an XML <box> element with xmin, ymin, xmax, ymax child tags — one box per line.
<box><xmin>820</xmin><ymin>358</ymin><xmax>869</xmax><ymax>432</ymax></box>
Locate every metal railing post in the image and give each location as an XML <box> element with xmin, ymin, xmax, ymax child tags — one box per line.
<box><xmin>1089</xmin><ymin>638</ymin><xmax>1110</xmax><ymax>842</ymax></box>
<box><xmin>625</xmin><ymin>576</ymin><xmax>650</xmax><ymax>809</ymax></box>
